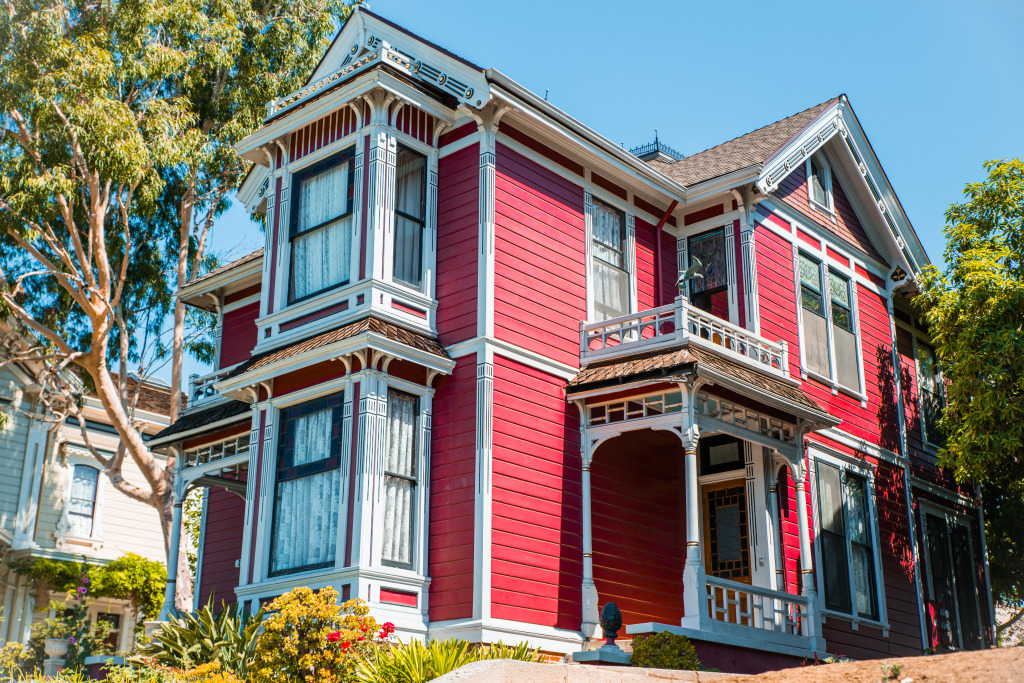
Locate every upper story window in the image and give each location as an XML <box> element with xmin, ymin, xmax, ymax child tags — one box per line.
<box><xmin>591</xmin><ymin>199</ymin><xmax>629</xmax><ymax>321</ymax></box>
<box><xmin>808</xmin><ymin>153</ymin><xmax>834</xmax><ymax>214</ymax></box>
<box><xmin>68</xmin><ymin>464</ymin><xmax>99</xmax><ymax>537</ymax></box>
<box><xmin>688</xmin><ymin>228</ymin><xmax>728</xmax><ymax>315</ymax></box>
<box><xmin>816</xmin><ymin>459</ymin><xmax>880</xmax><ymax>621</ymax></box>
<box><xmin>289</xmin><ymin>150</ymin><xmax>355</xmax><ymax>303</ymax></box>
<box><xmin>270</xmin><ymin>393</ymin><xmax>343</xmax><ymax>576</ymax></box>
<box><xmin>915</xmin><ymin>340</ymin><xmax>944</xmax><ymax>446</ymax></box>
<box><xmin>393</xmin><ymin>147</ymin><xmax>427</xmax><ymax>289</ymax></box>
<box><xmin>382</xmin><ymin>389</ymin><xmax>419</xmax><ymax>569</ymax></box>
<box><xmin>798</xmin><ymin>252</ymin><xmax>862</xmax><ymax>392</ymax></box>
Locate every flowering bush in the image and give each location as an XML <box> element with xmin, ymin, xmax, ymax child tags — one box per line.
<box><xmin>250</xmin><ymin>587</ymin><xmax>387</xmax><ymax>683</ymax></box>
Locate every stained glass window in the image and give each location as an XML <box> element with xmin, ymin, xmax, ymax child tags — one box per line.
<box><xmin>688</xmin><ymin>228</ymin><xmax>727</xmax><ymax>295</ymax></box>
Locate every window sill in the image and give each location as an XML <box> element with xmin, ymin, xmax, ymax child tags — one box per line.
<box><xmin>54</xmin><ymin>532</ymin><xmax>103</xmax><ymax>552</ymax></box>
<box><xmin>808</xmin><ymin>200</ymin><xmax>836</xmax><ymax>221</ymax></box>
<box><xmin>820</xmin><ymin>609</ymin><xmax>890</xmax><ymax>636</ymax></box>
<box><xmin>804</xmin><ymin>370</ymin><xmax>868</xmax><ymax>406</ymax></box>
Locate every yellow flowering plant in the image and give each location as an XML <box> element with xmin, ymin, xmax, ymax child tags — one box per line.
<box><xmin>251</xmin><ymin>587</ymin><xmax>392</xmax><ymax>683</ymax></box>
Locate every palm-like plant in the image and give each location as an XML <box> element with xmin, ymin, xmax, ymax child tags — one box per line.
<box><xmin>358</xmin><ymin>638</ymin><xmax>542</xmax><ymax>682</ymax></box>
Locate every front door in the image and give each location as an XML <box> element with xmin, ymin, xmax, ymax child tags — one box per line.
<box><xmin>923</xmin><ymin>511</ymin><xmax>984</xmax><ymax>650</ymax></box>
<box><xmin>703</xmin><ymin>480</ymin><xmax>752</xmax><ymax>583</ymax></box>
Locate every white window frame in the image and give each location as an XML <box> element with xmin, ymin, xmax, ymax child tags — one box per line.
<box><xmin>919</xmin><ymin>501</ymin><xmax>983</xmax><ymax>650</ymax></box>
<box><xmin>911</xmin><ymin>334</ymin><xmax>945</xmax><ymax>453</ymax></box>
<box><xmin>793</xmin><ymin>243</ymin><xmax>867</xmax><ymax>403</ymax></box>
<box><xmin>809</xmin><ymin>447</ymin><xmax>888</xmax><ymax>633</ymax></box>
<box><xmin>54</xmin><ymin>446</ymin><xmax>106</xmax><ymax>551</ymax></box>
<box><xmin>584</xmin><ymin>190</ymin><xmax>637</xmax><ymax>323</ymax></box>
<box><xmin>384</xmin><ymin>131</ymin><xmax>439</xmax><ymax>300</ymax></box>
<box><xmin>806</xmin><ymin>152</ymin><xmax>835</xmax><ymax>216</ymax></box>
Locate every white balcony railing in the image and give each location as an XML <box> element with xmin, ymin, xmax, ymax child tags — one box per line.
<box><xmin>188</xmin><ymin>363</ymin><xmax>241</xmax><ymax>408</ymax></box>
<box><xmin>580</xmin><ymin>297</ymin><xmax>789</xmax><ymax>377</ymax></box>
<box><xmin>705</xmin><ymin>576</ymin><xmax>808</xmax><ymax>636</ymax></box>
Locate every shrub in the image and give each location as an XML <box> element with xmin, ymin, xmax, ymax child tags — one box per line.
<box><xmin>0</xmin><ymin>642</ymin><xmax>31</xmax><ymax>679</ymax></box>
<box><xmin>250</xmin><ymin>587</ymin><xmax>384</xmax><ymax>683</ymax></box>
<box><xmin>134</xmin><ymin>598</ymin><xmax>264</xmax><ymax>678</ymax></box>
<box><xmin>630</xmin><ymin>631</ymin><xmax>701</xmax><ymax>670</ymax></box>
<box><xmin>105</xmin><ymin>661</ymin><xmax>242</xmax><ymax>683</ymax></box>
<box><xmin>358</xmin><ymin>638</ymin><xmax>543</xmax><ymax>682</ymax></box>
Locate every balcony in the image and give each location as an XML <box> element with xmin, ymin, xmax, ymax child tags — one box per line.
<box><xmin>187</xmin><ymin>363</ymin><xmax>241</xmax><ymax>409</ymax></box>
<box><xmin>580</xmin><ymin>297</ymin><xmax>789</xmax><ymax>378</ymax></box>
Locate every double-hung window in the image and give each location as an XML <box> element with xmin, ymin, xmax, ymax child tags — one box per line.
<box><xmin>289</xmin><ymin>150</ymin><xmax>355</xmax><ymax>303</ymax></box>
<box><xmin>915</xmin><ymin>340</ymin><xmax>944</xmax><ymax>446</ymax></box>
<box><xmin>382</xmin><ymin>390</ymin><xmax>418</xmax><ymax>569</ymax></box>
<box><xmin>799</xmin><ymin>253</ymin><xmax>862</xmax><ymax>391</ymax></box>
<box><xmin>393</xmin><ymin>147</ymin><xmax>427</xmax><ymax>289</ymax></box>
<box><xmin>808</xmin><ymin>153</ymin><xmax>833</xmax><ymax>213</ymax></box>
<box><xmin>816</xmin><ymin>459</ymin><xmax>879</xmax><ymax>620</ymax></box>
<box><xmin>270</xmin><ymin>394</ymin><xmax>343</xmax><ymax>576</ymax></box>
<box><xmin>68</xmin><ymin>464</ymin><xmax>99</xmax><ymax>537</ymax></box>
<box><xmin>591</xmin><ymin>200</ymin><xmax>629</xmax><ymax>322</ymax></box>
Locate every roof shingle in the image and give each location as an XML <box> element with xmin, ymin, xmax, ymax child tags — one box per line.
<box><xmin>649</xmin><ymin>98</ymin><xmax>840</xmax><ymax>187</ymax></box>
<box><xmin>150</xmin><ymin>399</ymin><xmax>251</xmax><ymax>442</ymax></box>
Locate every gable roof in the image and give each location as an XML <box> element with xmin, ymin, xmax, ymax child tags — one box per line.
<box><xmin>649</xmin><ymin>97</ymin><xmax>841</xmax><ymax>187</ymax></box>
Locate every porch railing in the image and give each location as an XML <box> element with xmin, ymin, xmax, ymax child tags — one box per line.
<box><xmin>580</xmin><ymin>297</ymin><xmax>789</xmax><ymax>378</ymax></box>
<box><xmin>188</xmin><ymin>363</ymin><xmax>241</xmax><ymax>408</ymax></box>
<box><xmin>705</xmin><ymin>576</ymin><xmax>808</xmax><ymax>636</ymax></box>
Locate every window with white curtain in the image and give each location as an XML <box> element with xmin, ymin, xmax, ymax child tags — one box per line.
<box><xmin>382</xmin><ymin>390</ymin><xmax>418</xmax><ymax>569</ymax></box>
<box><xmin>289</xmin><ymin>151</ymin><xmax>355</xmax><ymax>303</ymax></box>
<box><xmin>269</xmin><ymin>393</ymin><xmax>343</xmax><ymax>576</ymax></box>
<box><xmin>816</xmin><ymin>459</ymin><xmax>879</xmax><ymax>620</ymax></box>
<box><xmin>591</xmin><ymin>199</ymin><xmax>629</xmax><ymax>322</ymax></box>
<box><xmin>393</xmin><ymin>147</ymin><xmax>426</xmax><ymax>289</ymax></box>
<box><xmin>808</xmin><ymin>153</ymin><xmax>833</xmax><ymax>213</ymax></box>
<box><xmin>68</xmin><ymin>465</ymin><xmax>99</xmax><ymax>537</ymax></box>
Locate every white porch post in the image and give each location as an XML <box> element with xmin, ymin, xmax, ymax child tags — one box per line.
<box><xmin>792</xmin><ymin>453</ymin><xmax>823</xmax><ymax>651</ymax></box>
<box><xmin>580</xmin><ymin>443</ymin><xmax>599</xmax><ymax>639</ymax></box>
<box><xmin>680</xmin><ymin>426</ymin><xmax>707</xmax><ymax>629</ymax></box>
<box><xmin>158</xmin><ymin>490</ymin><xmax>184</xmax><ymax>621</ymax></box>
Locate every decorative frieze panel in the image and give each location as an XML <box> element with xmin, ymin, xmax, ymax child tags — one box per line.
<box><xmin>694</xmin><ymin>393</ymin><xmax>796</xmax><ymax>445</ymax></box>
<box><xmin>587</xmin><ymin>390</ymin><xmax>684</xmax><ymax>427</ymax></box>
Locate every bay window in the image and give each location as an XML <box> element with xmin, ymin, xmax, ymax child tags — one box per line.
<box><xmin>591</xmin><ymin>199</ymin><xmax>629</xmax><ymax>322</ymax></box>
<box><xmin>68</xmin><ymin>464</ymin><xmax>99</xmax><ymax>537</ymax></box>
<box><xmin>382</xmin><ymin>390</ymin><xmax>418</xmax><ymax>569</ymax></box>
<box><xmin>270</xmin><ymin>394</ymin><xmax>343</xmax><ymax>576</ymax></box>
<box><xmin>289</xmin><ymin>150</ymin><xmax>355</xmax><ymax>303</ymax></box>
<box><xmin>393</xmin><ymin>147</ymin><xmax>427</xmax><ymax>288</ymax></box>
<box><xmin>816</xmin><ymin>459</ymin><xmax>879</xmax><ymax>620</ymax></box>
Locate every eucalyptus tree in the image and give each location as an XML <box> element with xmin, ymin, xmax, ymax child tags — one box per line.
<box><xmin>919</xmin><ymin>158</ymin><xmax>1024</xmax><ymax>639</ymax></box>
<box><xmin>0</xmin><ymin>0</ymin><xmax>357</xmax><ymax>608</ymax></box>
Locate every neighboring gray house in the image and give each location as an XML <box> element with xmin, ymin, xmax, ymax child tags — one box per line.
<box><xmin>0</xmin><ymin>328</ymin><xmax>171</xmax><ymax>652</ymax></box>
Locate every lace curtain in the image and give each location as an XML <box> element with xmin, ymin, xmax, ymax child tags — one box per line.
<box><xmin>845</xmin><ymin>475</ymin><xmax>877</xmax><ymax>618</ymax></box>
<box><xmin>68</xmin><ymin>465</ymin><xmax>99</xmax><ymax>537</ymax></box>
<box><xmin>393</xmin><ymin>149</ymin><xmax>426</xmax><ymax>287</ymax></box>
<box><xmin>382</xmin><ymin>391</ymin><xmax>417</xmax><ymax>567</ymax></box>
<box><xmin>291</xmin><ymin>161</ymin><xmax>351</xmax><ymax>300</ymax></box>
<box><xmin>592</xmin><ymin>201</ymin><xmax>628</xmax><ymax>321</ymax></box>
<box><xmin>271</xmin><ymin>406</ymin><xmax>340</xmax><ymax>574</ymax></box>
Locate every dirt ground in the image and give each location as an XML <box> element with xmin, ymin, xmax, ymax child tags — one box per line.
<box><xmin>711</xmin><ymin>647</ymin><xmax>1024</xmax><ymax>683</ymax></box>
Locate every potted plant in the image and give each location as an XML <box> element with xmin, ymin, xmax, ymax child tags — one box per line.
<box><xmin>36</xmin><ymin>611</ymin><xmax>73</xmax><ymax>659</ymax></box>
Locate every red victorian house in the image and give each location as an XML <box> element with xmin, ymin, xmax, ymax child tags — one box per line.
<box><xmin>148</xmin><ymin>7</ymin><xmax>994</xmax><ymax>671</ymax></box>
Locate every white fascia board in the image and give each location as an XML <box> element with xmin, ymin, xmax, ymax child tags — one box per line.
<box><xmin>683</xmin><ymin>165</ymin><xmax>762</xmax><ymax>205</ymax></box>
<box><xmin>237</xmin><ymin>165</ymin><xmax>270</xmax><ymax>214</ymax></box>
<box><xmin>178</xmin><ymin>258</ymin><xmax>263</xmax><ymax>305</ymax></box>
<box><xmin>756</xmin><ymin>102</ymin><xmax>843</xmax><ymax>196</ymax></box>
<box><xmin>236</xmin><ymin>69</ymin><xmax>458</xmax><ymax>163</ymax></box>
<box><xmin>486</xmin><ymin>72</ymin><xmax>689</xmax><ymax>204</ymax></box>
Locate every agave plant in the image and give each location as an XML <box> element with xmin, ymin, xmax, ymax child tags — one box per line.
<box><xmin>134</xmin><ymin>597</ymin><xmax>264</xmax><ymax>678</ymax></box>
<box><xmin>358</xmin><ymin>637</ymin><xmax>542</xmax><ymax>682</ymax></box>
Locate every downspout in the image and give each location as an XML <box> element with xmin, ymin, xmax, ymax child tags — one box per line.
<box><xmin>654</xmin><ymin>200</ymin><xmax>678</xmax><ymax>307</ymax></box>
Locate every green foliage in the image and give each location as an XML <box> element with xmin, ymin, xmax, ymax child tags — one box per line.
<box><xmin>134</xmin><ymin>598</ymin><xmax>264</xmax><ymax>679</ymax></box>
<box><xmin>251</xmin><ymin>587</ymin><xmax>382</xmax><ymax>683</ymax></box>
<box><xmin>0</xmin><ymin>642</ymin><xmax>31</xmax><ymax>680</ymax></box>
<box><xmin>882</xmin><ymin>661</ymin><xmax>904</xmax><ymax>680</ymax></box>
<box><xmin>182</xmin><ymin>489</ymin><xmax>205</xmax><ymax>583</ymax></box>
<box><xmin>28</xmin><ymin>573</ymin><xmax>114</xmax><ymax>670</ymax></box>
<box><xmin>357</xmin><ymin>638</ymin><xmax>543</xmax><ymax>682</ymax></box>
<box><xmin>918</xmin><ymin>158</ymin><xmax>1024</xmax><ymax>609</ymax></box>
<box><xmin>629</xmin><ymin>632</ymin><xmax>701</xmax><ymax>670</ymax></box>
<box><xmin>8</xmin><ymin>553</ymin><xmax>165</xmax><ymax>620</ymax></box>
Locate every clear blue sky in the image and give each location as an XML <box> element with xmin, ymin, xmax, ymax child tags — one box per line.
<box><xmin>173</xmin><ymin>0</ymin><xmax>1024</xmax><ymax>383</ymax></box>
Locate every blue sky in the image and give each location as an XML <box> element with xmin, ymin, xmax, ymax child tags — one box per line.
<box><xmin>173</xmin><ymin>0</ymin><xmax>1024</xmax><ymax>383</ymax></box>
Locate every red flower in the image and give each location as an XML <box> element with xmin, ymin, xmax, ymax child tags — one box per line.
<box><xmin>357</xmin><ymin>635</ymin><xmax>365</xmax><ymax>641</ymax></box>
<box><xmin>341</xmin><ymin>642</ymin><xmax>351</xmax><ymax>652</ymax></box>
<box><xmin>382</xmin><ymin>622</ymin><xmax>395</xmax><ymax>635</ymax></box>
<box><xmin>327</xmin><ymin>631</ymin><xmax>342</xmax><ymax>643</ymax></box>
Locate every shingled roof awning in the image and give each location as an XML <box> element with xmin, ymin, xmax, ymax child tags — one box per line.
<box><xmin>647</xmin><ymin>98</ymin><xmax>840</xmax><ymax>187</ymax></box>
<box><xmin>225</xmin><ymin>315</ymin><xmax>450</xmax><ymax>381</ymax></box>
<box><xmin>566</xmin><ymin>343</ymin><xmax>831</xmax><ymax>422</ymax></box>
<box><xmin>149</xmin><ymin>399</ymin><xmax>251</xmax><ymax>444</ymax></box>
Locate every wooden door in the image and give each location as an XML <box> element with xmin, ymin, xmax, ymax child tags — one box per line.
<box><xmin>703</xmin><ymin>480</ymin><xmax>752</xmax><ymax>624</ymax></box>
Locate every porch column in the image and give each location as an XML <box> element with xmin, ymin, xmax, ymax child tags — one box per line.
<box><xmin>158</xmin><ymin>495</ymin><xmax>183</xmax><ymax>621</ymax></box>
<box><xmin>581</xmin><ymin>456</ymin><xmax>600</xmax><ymax>640</ymax></box>
<box><xmin>792</xmin><ymin>456</ymin><xmax>823</xmax><ymax>650</ymax></box>
<box><xmin>681</xmin><ymin>427</ymin><xmax>707</xmax><ymax>629</ymax></box>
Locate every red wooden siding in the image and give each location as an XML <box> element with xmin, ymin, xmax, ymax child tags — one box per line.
<box><xmin>436</xmin><ymin>144</ymin><xmax>479</xmax><ymax>345</ymax></box>
<box><xmin>392</xmin><ymin>104</ymin><xmax>436</xmax><ymax>146</ymax></box>
<box><xmin>775</xmin><ymin>163</ymin><xmax>885</xmax><ymax>263</ymax></box>
<box><xmin>498</xmin><ymin>123</ymin><xmax>584</xmax><ymax>177</ymax></box>
<box><xmin>289</xmin><ymin>107</ymin><xmax>359</xmax><ymax>162</ymax></box>
<box><xmin>439</xmin><ymin>122</ymin><xmax>476</xmax><ymax>148</ymax></box>
<box><xmin>199</xmin><ymin>486</ymin><xmax>246</xmax><ymax>608</ymax></box>
<box><xmin>493</xmin><ymin>143</ymin><xmax>586</xmax><ymax>367</ymax></box>
<box><xmin>219</xmin><ymin>302</ymin><xmax>259</xmax><ymax>369</ymax></box>
<box><xmin>491</xmin><ymin>356</ymin><xmax>581</xmax><ymax>630</ymax></box>
<box><xmin>755</xmin><ymin>224</ymin><xmax>800</xmax><ymax>377</ymax></box>
<box><xmin>634</xmin><ymin>217</ymin><xmax>679</xmax><ymax>311</ymax></box>
<box><xmin>428</xmin><ymin>357</ymin><xmax>477</xmax><ymax>622</ymax></box>
<box><xmin>591</xmin><ymin>429</ymin><xmax>686</xmax><ymax>626</ymax></box>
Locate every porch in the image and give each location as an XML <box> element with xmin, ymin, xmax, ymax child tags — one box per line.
<box><xmin>571</xmin><ymin>301</ymin><xmax>836</xmax><ymax>658</ymax></box>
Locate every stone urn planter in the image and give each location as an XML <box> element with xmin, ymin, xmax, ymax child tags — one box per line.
<box><xmin>43</xmin><ymin>638</ymin><xmax>69</xmax><ymax>676</ymax></box>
